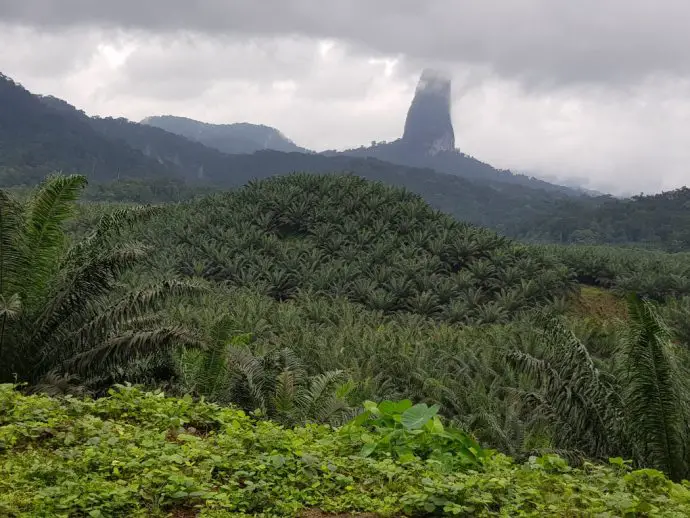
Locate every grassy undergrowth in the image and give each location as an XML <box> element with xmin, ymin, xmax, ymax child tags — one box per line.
<box><xmin>3</xmin><ymin>385</ymin><xmax>690</xmax><ymax>517</ymax></box>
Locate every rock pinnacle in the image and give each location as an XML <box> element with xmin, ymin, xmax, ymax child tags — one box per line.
<box><xmin>402</xmin><ymin>69</ymin><xmax>455</xmax><ymax>154</ymax></box>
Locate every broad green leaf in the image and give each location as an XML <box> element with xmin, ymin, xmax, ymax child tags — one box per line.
<box><xmin>379</xmin><ymin>399</ymin><xmax>413</xmax><ymax>416</ymax></box>
<box><xmin>360</xmin><ymin>442</ymin><xmax>377</xmax><ymax>457</ymax></box>
<box><xmin>363</xmin><ymin>400</ymin><xmax>379</xmax><ymax>414</ymax></box>
<box><xmin>401</xmin><ymin>403</ymin><xmax>440</xmax><ymax>430</ymax></box>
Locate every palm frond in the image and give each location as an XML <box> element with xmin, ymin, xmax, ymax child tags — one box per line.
<box><xmin>227</xmin><ymin>345</ymin><xmax>269</xmax><ymax>413</ymax></box>
<box><xmin>273</xmin><ymin>369</ymin><xmax>298</xmax><ymax>417</ymax></box>
<box><xmin>69</xmin><ymin>280</ymin><xmax>207</xmax><ymax>348</ymax></box>
<box><xmin>508</xmin><ymin>316</ymin><xmax>625</xmax><ymax>460</ymax></box>
<box><xmin>62</xmin><ymin>326</ymin><xmax>203</xmax><ymax>377</ymax></box>
<box><xmin>0</xmin><ymin>189</ymin><xmax>24</xmax><ymax>298</ymax></box>
<box><xmin>22</xmin><ymin>174</ymin><xmax>87</xmax><ymax>297</ymax></box>
<box><xmin>31</xmin><ymin>243</ymin><xmax>150</xmax><ymax>345</ymax></box>
<box><xmin>0</xmin><ymin>293</ymin><xmax>21</xmax><ymax>320</ymax></box>
<box><xmin>29</xmin><ymin>372</ymin><xmax>89</xmax><ymax>396</ymax></box>
<box><xmin>306</xmin><ymin>370</ymin><xmax>352</xmax><ymax>424</ymax></box>
<box><xmin>65</xmin><ymin>205</ymin><xmax>161</xmax><ymax>264</ymax></box>
<box><xmin>621</xmin><ymin>294</ymin><xmax>686</xmax><ymax>480</ymax></box>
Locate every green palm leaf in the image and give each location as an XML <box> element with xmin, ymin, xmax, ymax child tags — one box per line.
<box><xmin>22</xmin><ymin>174</ymin><xmax>87</xmax><ymax>299</ymax></box>
<box><xmin>622</xmin><ymin>294</ymin><xmax>686</xmax><ymax>480</ymax></box>
<box><xmin>62</xmin><ymin>326</ymin><xmax>203</xmax><ymax>376</ymax></box>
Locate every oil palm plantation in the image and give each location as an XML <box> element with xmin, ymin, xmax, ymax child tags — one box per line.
<box><xmin>0</xmin><ymin>174</ymin><xmax>202</xmax><ymax>391</ymax></box>
<box><xmin>154</xmin><ymin>173</ymin><xmax>576</xmax><ymax>324</ymax></box>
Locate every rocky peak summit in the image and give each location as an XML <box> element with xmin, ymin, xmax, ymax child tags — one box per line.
<box><xmin>402</xmin><ymin>69</ymin><xmax>455</xmax><ymax>155</ymax></box>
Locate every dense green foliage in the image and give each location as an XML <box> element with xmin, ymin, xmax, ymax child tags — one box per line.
<box><xmin>515</xmin><ymin>188</ymin><xmax>690</xmax><ymax>251</ymax></box>
<box><xmin>176</xmin><ymin>326</ymin><xmax>354</xmax><ymax>427</ymax></box>
<box><xmin>138</xmin><ymin>174</ymin><xmax>575</xmax><ymax>324</ymax></box>
<box><xmin>510</xmin><ymin>296</ymin><xmax>690</xmax><ymax>481</ymax></box>
<box><xmin>155</xmin><ymin>284</ymin><xmax>690</xmax><ymax>478</ymax></box>
<box><xmin>4</xmin><ymin>48</ymin><xmax>690</xmax><ymax>516</ymax></box>
<box><xmin>81</xmin><ymin>178</ymin><xmax>213</xmax><ymax>203</ymax></box>
<box><xmin>5</xmin><ymin>172</ymin><xmax>690</xmax><ymax>515</ymax></box>
<box><xmin>0</xmin><ymin>75</ymin><xmax>171</xmax><ymax>185</ymax></box>
<box><xmin>0</xmin><ymin>73</ymin><xmax>589</xmax><ymax>235</ymax></box>
<box><xmin>5</xmin><ymin>72</ymin><xmax>690</xmax><ymax>253</ymax></box>
<box><xmin>4</xmin><ymin>385</ymin><xmax>690</xmax><ymax>517</ymax></box>
<box><xmin>544</xmin><ymin>244</ymin><xmax>690</xmax><ymax>300</ymax></box>
<box><xmin>0</xmin><ymin>175</ymin><xmax>201</xmax><ymax>390</ymax></box>
<box><xmin>340</xmin><ymin>399</ymin><xmax>486</xmax><ymax>467</ymax></box>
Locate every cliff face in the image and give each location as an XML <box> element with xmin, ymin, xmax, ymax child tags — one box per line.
<box><xmin>402</xmin><ymin>69</ymin><xmax>455</xmax><ymax>155</ymax></box>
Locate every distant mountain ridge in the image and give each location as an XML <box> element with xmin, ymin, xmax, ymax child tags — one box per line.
<box><xmin>0</xmin><ymin>71</ymin><xmax>584</xmax><ymax>234</ymax></box>
<box><xmin>139</xmin><ymin>71</ymin><xmax>582</xmax><ymax>196</ymax></box>
<box><xmin>5</xmin><ymin>70</ymin><xmax>690</xmax><ymax>250</ymax></box>
<box><xmin>0</xmin><ymin>74</ymin><xmax>174</xmax><ymax>185</ymax></box>
<box><xmin>141</xmin><ymin>115</ymin><xmax>309</xmax><ymax>155</ymax></box>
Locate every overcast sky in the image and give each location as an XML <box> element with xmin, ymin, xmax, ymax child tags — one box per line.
<box><xmin>2</xmin><ymin>1</ymin><xmax>690</xmax><ymax>195</ymax></box>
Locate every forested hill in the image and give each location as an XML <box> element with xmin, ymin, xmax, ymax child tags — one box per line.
<box><xmin>141</xmin><ymin>115</ymin><xmax>309</xmax><ymax>154</ymax></box>
<box><xmin>136</xmin><ymin>173</ymin><xmax>575</xmax><ymax>325</ymax></box>
<box><xmin>331</xmin><ymin>139</ymin><xmax>581</xmax><ymax>196</ymax></box>
<box><xmin>512</xmin><ymin>187</ymin><xmax>690</xmax><ymax>251</ymax></box>
<box><xmin>0</xmin><ymin>73</ymin><xmax>175</xmax><ymax>184</ymax></box>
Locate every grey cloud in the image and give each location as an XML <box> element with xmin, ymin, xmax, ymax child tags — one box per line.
<box><xmin>98</xmin><ymin>33</ymin><xmax>407</xmax><ymax>103</ymax></box>
<box><xmin>106</xmin><ymin>35</ymin><xmax>317</xmax><ymax>101</ymax></box>
<box><xmin>2</xmin><ymin>0</ymin><xmax>690</xmax><ymax>86</ymax></box>
<box><xmin>0</xmin><ymin>25</ymin><xmax>103</xmax><ymax>78</ymax></box>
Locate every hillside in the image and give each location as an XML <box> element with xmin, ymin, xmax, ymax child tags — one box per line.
<box><xmin>142</xmin><ymin>115</ymin><xmax>309</xmax><ymax>154</ymax></box>
<box><xmin>333</xmin><ymin>140</ymin><xmax>582</xmax><ymax>196</ymax></box>
<box><xmin>47</xmin><ymin>95</ymin><xmax>578</xmax><ymax>232</ymax></box>
<box><xmin>7</xmin><ymin>71</ymin><xmax>690</xmax><ymax>252</ymax></box>
<box><xmin>137</xmin><ymin>174</ymin><xmax>576</xmax><ymax>324</ymax></box>
<box><xmin>0</xmin><ymin>74</ymin><xmax>174</xmax><ymax>185</ymax></box>
<box><xmin>81</xmin><ymin>115</ymin><xmax>578</xmax><ymax>231</ymax></box>
<box><xmin>5</xmin><ymin>173</ymin><xmax>690</xmax><ymax>516</ymax></box>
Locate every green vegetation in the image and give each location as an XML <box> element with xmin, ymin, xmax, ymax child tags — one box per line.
<box><xmin>0</xmin><ymin>75</ymin><xmax>171</xmax><ymax>185</ymax></box>
<box><xmin>4</xmin><ymin>385</ymin><xmax>690</xmax><ymax>517</ymax></box>
<box><xmin>0</xmin><ymin>72</ymin><xmax>603</xmax><ymax>239</ymax></box>
<box><xmin>511</xmin><ymin>295</ymin><xmax>690</xmax><ymax>480</ymax></box>
<box><xmin>515</xmin><ymin>187</ymin><xmax>690</xmax><ymax>251</ymax></box>
<box><xmin>544</xmin><ymin>244</ymin><xmax>690</xmax><ymax>300</ymax></box>
<box><xmin>139</xmin><ymin>174</ymin><xmax>575</xmax><ymax>324</ymax></box>
<box><xmin>6</xmin><ymin>71</ymin><xmax>690</xmax><ymax>253</ymax></box>
<box><xmin>4</xmin><ymin>172</ymin><xmax>690</xmax><ymax>515</ymax></box>
<box><xmin>0</xmin><ymin>175</ymin><xmax>201</xmax><ymax>390</ymax></box>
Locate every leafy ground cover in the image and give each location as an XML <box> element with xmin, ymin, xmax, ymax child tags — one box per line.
<box><xmin>2</xmin><ymin>385</ymin><xmax>690</xmax><ymax>517</ymax></box>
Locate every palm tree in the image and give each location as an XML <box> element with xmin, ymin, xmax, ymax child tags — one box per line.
<box><xmin>177</xmin><ymin>320</ymin><xmax>353</xmax><ymax>426</ymax></box>
<box><xmin>621</xmin><ymin>295</ymin><xmax>687</xmax><ymax>480</ymax></box>
<box><xmin>0</xmin><ymin>174</ymin><xmax>203</xmax><ymax>392</ymax></box>
<box><xmin>509</xmin><ymin>295</ymin><xmax>690</xmax><ymax>480</ymax></box>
